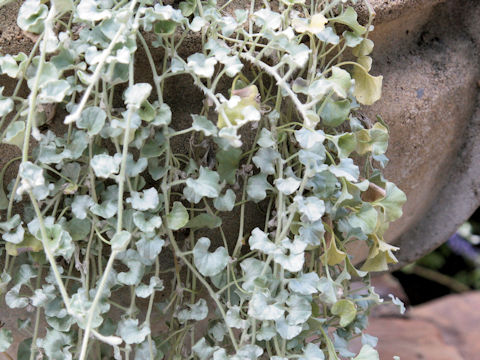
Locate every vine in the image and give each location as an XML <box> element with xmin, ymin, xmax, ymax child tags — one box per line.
<box><xmin>0</xmin><ymin>0</ymin><xmax>407</xmax><ymax>359</ymax></box>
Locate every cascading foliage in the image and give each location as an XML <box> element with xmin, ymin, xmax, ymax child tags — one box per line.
<box><xmin>0</xmin><ymin>0</ymin><xmax>407</xmax><ymax>359</ymax></box>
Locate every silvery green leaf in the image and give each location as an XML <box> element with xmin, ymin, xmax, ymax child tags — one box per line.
<box><xmin>15</xmin><ymin>264</ymin><xmax>36</xmax><ymax>286</ymax></box>
<box><xmin>136</xmin><ymin>276</ymin><xmax>164</xmax><ymax>298</ymax></box>
<box><xmin>17</xmin><ymin>161</ymin><xmax>45</xmax><ymax>196</ymax></box>
<box><xmin>190</xmin><ymin>16</ymin><xmax>207</xmax><ymax>32</ymax></box>
<box><xmin>192</xmin><ymin>338</ymin><xmax>215</xmax><ymax>360</ymax></box>
<box><xmin>124</xmin><ymin>83</ymin><xmax>152</xmax><ymax>109</ymax></box>
<box><xmin>240</xmin><ymin>258</ymin><xmax>272</xmax><ymax>292</ymax></box>
<box><xmin>289</xmin><ymin>272</ymin><xmax>321</xmax><ymax>295</ymax></box>
<box><xmin>329</xmin><ymin>132</ymin><xmax>356</xmax><ymax>159</ymax></box>
<box><xmin>37</xmin><ymin>330</ymin><xmax>72</xmax><ymax>360</ymax></box>
<box><xmin>218</xmin><ymin>127</ymin><xmax>242</xmax><ymax>148</ymax></box>
<box><xmin>213</xmin><ymin>189</ymin><xmax>236</xmax><ymax>212</ymax></box>
<box><xmin>248</xmin><ymin>227</ymin><xmax>277</xmax><ymax>255</ymax></box>
<box><xmin>126</xmin><ymin>154</ymin><xmax>148</xmax><ymax>177</ymax></box>
<box><xmin>331</xmin><ymin>6</ymin><xmax>366</xmax><ymax>35</ymax></box>
<box><xmin>353</xmin><ymin>345</ymin><xmax>379</xmax><ymax>360</ymax></box>
<box><xmin>17</xmin><ymin>0</ymin><xmax>48</xmax><ymax>34</ymax></box>
<box><xmin>5</xmin><ymin>284</ymin><xmax>29</xmax><ymax>308</ymax></box>
<box><xmin>253</xmin><ymin>148</ymin><xmax>280</xmax><ymax>175</ymax></box>
<box><xmin>316</xmin><ymin>26</ymin><xmax>340</xmax><ymax>45</ymax></box>
<box><xmin>31</xmin><ymin>284</ymin><xmax>56</xmax><ymax>307</ymax></box>
<box><xmin>300</xmin><ymin>343</ymin><xmax>325</xmax><ymax>360</ymax></box>
<box><xmin>328</xmin><ymin>66</ymin><xmax>352</xmax><ymax>99</ymax></box>
<box><xmin>38</xmin><ymin>80</ymin><xmax>70</xmax><ymax>103</ymax></box>
<box><xmin>71</xmin><ymin>195</ymin><xmax>94</xmax><ymax>220</ymax></box>
<box><xmin>283</xmin><ymin>43</ymin><xmax>311</xmax><ymax>69</ymax></box>
<box><xmin>275</xmin><ymin>317</ymin><xmax>302</xmax><ymax>340</ymax></box>
<box><xmin>133</xmin><ymin>212</ymin><xmax>162</xmax><ymax>233</ymax></box>
<box><xmin>135</xmin><ymin>339</ymin><xmax>159</xmax><ymax>360</ymax></box>
<box><xmin>295</xmin><ymin>128</ymin><xmax>325</xmax><ymax>149</ymax></box>
<box><xmin>39</xmin><ymin>224</ymin><xmax>74</xmax><ymax>261</ymax></box>
<box><xmin>184</xmin><ymin>167</ymin><xmax>222</xmax><ymax>203</ymax></box>
<box><xmin>221</xmin><ymin>55</ymin><xmax>243</xmax><ymax>77</ymax></box>
<box><xmin>192</xmin><ymin>114</ymin><xmax>218</xmax><ymax>136</ymax></box>
<box><xmin>375</xmin><ymin>182</ymin><xmax>407</xmax><ymax>221</ymax></box>
<box><xmin>0</xmin><ymin>273</ymin><xmax>11</xmax><ymax>295</ymax></box>
<box><xmin>254</xmin><ymin>9</ymin><xmax>281</xmax><ymax>30</ymax></box>
<box><xmin>91</xmin><ymin>154</ymin><xmax>121</xmax><ymax>178</ymax></box>
<box><xmin>248</xmin><ymin>292</ymin><xmax>284</xmax><ymax>321</ymax></box>
<box><xmin>216</xmin><ymin>147</ymin><xmax>241</xmax><ymax>185</ymax></box>
<box><xmin>126</xmin><ymin>188</ymin><xmax>159</xmax><ymax>211</ymax></box>
<box><xmin>111</xmin><ymin>230</ymin><xmax>131</xmax><ymax>252</ymax></box>
<box><xmin>193</xmin><ymin>237</ymin><xmax>228</xmax><ymax>277</ymax></box>
<box><xmin>177</xmin><ymin>298</ymin><xmax>208</xmax><ymax>323</ymax></box>
<box><xmin>275</xmin><ymin>177</ymin><xmax>301</xmax><ymax>195</ymax></box>
<box><xmin>287</xmin><ymin>294</ymin><xmax>312</xmax><ymax>325</ymax></box>
<box><xmin>77</xmin><ymin>107</ymin><xmax>106</xmax><ymax>136</ymax></box>
<box><xmin>90</xmin><ymin>200</ymin><xmax>117</xmax><ymax>219</ymax></box>
<box><xmin>77</xmin><ymin>0</ymin><xmax>111</xmax><ymax>21</ymax></box>
<box><xmin>226</xmin><ymin>306</ymin><xmax>248</xmax><ymax>329</ymax></box>
<box><xmin>320</xmin><ymin>99</ymin><xmax>351</xmax><ymax>127</ymax></box>
<box><xmin>166</xmin><ymin>201</ymin><xmax>188</xmax><ymax>230</ymax></box>
<box><xmin>257</xmin><ymin>322</ymin><xmax>276</xmax><ymax>341</ymax></box>
<box><xmin>70</xmin><ymin>288</ymin><xmax>103</xmax><ymax>329</ymax></box>
<box><xmin>0</xmin><ymin>53</ymin><xmax>27</xmax><ymax>79</ymax></box>
<box><xmin>247</xmin><ymin>173</ymin><xmax>273</xmax><ymax>202</ymax></box>
<box><xmin>117</xmin><ymin>250</ymin><xmax>145</xmax><ymax>285</ymax></box>
<box><xmin>293</xmin><ymin>78</ymin><xmax>331</xmax><ymax>100</ymax></box>
<box><xmin>0</xmin><ymin>328</ymin><xmax>12</xmax><ymax>353</ymax></box>
<box><xmin>388</xmin><ymin>294</ymin><xmax>406</xmax><ymax>314</ymax></box>
<box><xmin>2</xmin><ymin>223</ymin><xmax>24</xmax><ymax>244</ymax></box>
<box><xmin>3</xmin><ymin>120</ymin><xmax>24</xmax><ymax>148</ymax></box>
<box><xmin>333</xmin><ymin>332</ymin><xmax>356</xmax><ymax>357</ymax></box>
<box><xmin>153</xmin><ymin>102</ymin><xmax>172</xmax><ymax>126</ymax></box>
<box><xmin>209</xmin><ymin>322</ymin><xmax>226</xmax><ymax>342</ymax></box>
<box><xmin>0</xmin><ymin>91</ymin><xmax>14</xmax><ymax>117</ymax></box>
<box><xmin>258</xmin><ymin>128</ymin><xmax>275</xmax><ymax>148</ymax></box>
<box><xmin>296</xmin><ymin>196</ymin><xmax>325</xmax><ymax>222</ymax></box>
<box><xmin>233</xmin><ymin>344</ymin><xmax>263</xmax><ymax>359</ymax></box>
<box><xmin>186</xmin><ymin>213</ymin><xmax>222</xmax><ymax>229</ymax></box>
<box><xmin>299</xmin><ymin>148</ymin><xmax>327</xmax><ymax>176</ymax></box>
<box><xmin>329</xmin><ymin>158</ymin><xmax>359</xmax><ymax>182</ymax></box>
<box><xmin>347</xmin><ymin>204</ymin><xmax>377</xmax><ymax>235</ymax></box>
<box><xmin>136</xmin><ymin>235</ymin><xmax>165</xmax><ymax>265</ymax></box>
<box><xmin>117</xmin><ymin>318</ymin><xmax>151</xmax><ymax>345</ymax></box>
<box><xmin>274</xmin><ymin>238</ymin><xmax>305</xmax><ymax>272</ymax></box>
<box><xmin>187</xmin><ymin>53</ymin><xmax>217</xmax><ymax>78</ymax></box>
<box><xmin>272</xmin><ymin>358</ymin><xmax>288</xmax><ymax>360</ymax></box>
<box><xmin>68</xmin><ymin>218</ymin><xmax>92</xmax><ymax>241</ymax></box>
<box><xmin>317</xmin><ymin>277</ymin><xmax>338</xmax><ymax>305</ymax></box>
<box><xmin>344</xmin><ymin>31</ymin><xmax>364</xmax><ymax>47</ymax></box>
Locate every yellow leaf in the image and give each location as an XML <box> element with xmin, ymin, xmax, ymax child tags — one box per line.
<box><xmin>322</xmin><ymin>238</ymin><xmax>346</xmax><ymax>266</ymax></box>
<box><xmin>352</xmin><ymin>56</ymin><xmax>382</xmax><ymax>105</ymax></box>
<box><xmin>217</xmin><ymin>85</ymin><xmax>261</xmax><ymax>129</ymax></box>
<box><xmin>6</xmin><ymin>233</ymin><xmax>43</xmax><ymax>256</ymax></box>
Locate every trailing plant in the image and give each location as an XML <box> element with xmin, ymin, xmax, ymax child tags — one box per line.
<box><xmin>0</xmin><ymin>0</ymin><xmax>407</xmax><ymax>359</ymax></box>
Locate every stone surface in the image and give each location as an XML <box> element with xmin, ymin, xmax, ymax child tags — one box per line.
<box><xmin>365</xmin><ymin>291</ymin><xmax>480</xmax><ymax>360</ymax></box>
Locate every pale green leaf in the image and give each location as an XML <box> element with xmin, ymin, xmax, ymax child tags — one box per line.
<box><xmin>117</xmin><ymin>318</ymin><xmax>151</xmax><ymax>345</ymax></box>
<box><xmin>166</xmin><ymin>201</ymin><xmax>188</xmax><ymax>230</ymax></box>
<box><xmin>77</xmin><ymin>107</ymin><xmax>106</xmax><ymax>136</ymax></box>
<box><xmin>193</xmin><ymin>237</ymin><xmax>229</xmax><ymax>277</ymax></box>
<box><xmin>176</xmin><ymin>298</ymin><xmax>209</xmax><ymax>323</ymax></box>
